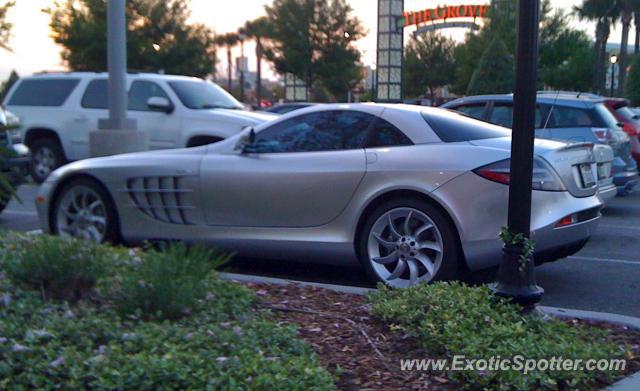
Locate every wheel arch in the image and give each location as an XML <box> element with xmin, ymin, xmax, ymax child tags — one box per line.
<box><xmin>24</xmin><ymin>127</ymin><xmax>67</xmax><ymax>159</ymax></box>
<box><xmin>48</xmin><ymin>173</ymin><xmax>122</xmax><ymax>242</ymax></box>
<box><xmin>354</xmin><ymin>189</ymin><xmax>468</xmax><ymax>270</ymax></box>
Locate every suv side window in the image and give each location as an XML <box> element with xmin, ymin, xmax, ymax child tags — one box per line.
<box><xmin>452</xmin><ymin>103</ymin><xmax>487</xmax><ymax>120</ymax></box>
<box><xmin>8</xmin><ymin>79</ymin><xmax>80</xmax><ymax>107</ymax></box>
<box><xmin>129</xmin><ymin>81</ymin><xmax>170</xmax><ymax>111</ymax></box>
<box><xmin>81</xmin><ymin>79</ymin><xmax>108</xmax><ymax>109</ymax></box>
<box><xmin>254</xmin><ymin>110</ymin><xmax>375</xmax><ymax>153</ymax></box>
<box><xmin>490</xmin><ymin>103</ymin><xmax>545</xmax><ymax>128</ymax></box>
<box><xmin>366</xmin><ymin>118</ymin><xmax>413</xmax><ymax>148</ymax></box>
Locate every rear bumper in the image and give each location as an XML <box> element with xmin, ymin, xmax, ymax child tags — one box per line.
<box><xmin>597</xmin><ymin>183</ymin><xmax>618</xmax><ymax>204</ymax></box>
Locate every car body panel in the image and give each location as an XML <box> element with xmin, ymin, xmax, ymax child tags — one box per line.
<box><xmin>37</xmin><ymin>104</ymin><xmax>602</xmax><ymax>271</ymax></box>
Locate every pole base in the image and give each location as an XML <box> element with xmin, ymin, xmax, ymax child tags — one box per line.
<box><xmin>89</xmin><ymin>129</ymin><xmax>149</xmax><ymax>158</ymax></box>
<box><xmin>490</xmin><ymin>245</ymin><xmax>544</xmax><ymax>308</ymax></box>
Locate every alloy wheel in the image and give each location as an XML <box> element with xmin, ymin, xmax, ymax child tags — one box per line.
<box><xmin>367</xmin><ymin>207</ymin><xmax>444</xmax><ymax>288</ymax></box>
<box><xmin>55</xmin><ymin>186</ymin><xmax>107</xmax><ymax>242</ymax></box>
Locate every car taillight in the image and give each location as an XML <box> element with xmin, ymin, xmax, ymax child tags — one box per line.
<box><xmin>592</xmin><ymin>128</ymin><xmax>611</xmax><ymax>143</ymax></box>
<box><xmin>473</xmin><ymin>158</ymin><xmax>566</xmax><ymax>191</ymax></box>
<box><xmin>555</xmin><ymin>213</ymin><xmax>578</xmax><ymax>228</ymax></box>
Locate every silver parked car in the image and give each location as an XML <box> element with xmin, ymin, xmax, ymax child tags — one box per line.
<box><xmin>36</xmin><ymin>104</ymin><xmax>602</xmax><ymax>287</ymax></box>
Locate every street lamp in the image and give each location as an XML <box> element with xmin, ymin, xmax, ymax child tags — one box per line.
<box><xmin>610</xmin><ymin>54</ymin><xmax>618</xmax><ymax>97</ymax></box>
<box><xmin>490</xmin><ymin>0</ymin><xmax>544</xmax><ymax>310</ymax></box>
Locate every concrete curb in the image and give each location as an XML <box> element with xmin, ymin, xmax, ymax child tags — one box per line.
<box><xmin>603</xmin><ymin>371</ymin><xmax>640</xmax><ymax>391</ymax></box>
<box><xmin>538</xmin><ymin>306</ymin><xmax>640</xmax><ymax>331</ymax></box>
<box><xmin>219</xmin><ymin>272</ymin><xmax>374</xmax><ymax>295</ymax></box>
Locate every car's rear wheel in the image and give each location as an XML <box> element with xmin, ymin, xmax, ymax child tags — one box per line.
<box><xmin>358</xmin><ymin>198</ymin><xmax>464</xmax><ymax>288</ymax></box>
<box><xmin>51</xmin><ymin>178</ymin><xmax>118</xmax><ymax>243</ymax></box>
<box><xmin>30</xmin><ymin>138</ymin><xmax>65</xmax><ymax>183</ymax></box>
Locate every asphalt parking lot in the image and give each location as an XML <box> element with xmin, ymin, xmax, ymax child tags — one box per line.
<box><xmin>3</xmin><ymin>183</ymin><xmax>640</xmax><ymax>317</ymax></box>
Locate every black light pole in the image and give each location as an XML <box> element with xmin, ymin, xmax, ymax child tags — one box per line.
<box><xmin>490</xmin><ymin>0</ymin><xmax>544</xmax><ymax>308</ymax></box>
<box><xmin>610</xmin><ymin>54</ymin><xmax>618</xmax><ymax>97</ymax></box>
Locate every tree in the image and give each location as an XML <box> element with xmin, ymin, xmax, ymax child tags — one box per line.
<box><xmin>453</xmin><ymin>0</ymin><xmax>590</xmax><ymax>95</ymax></box>
<box><xmin>0</xmin><ymin>1</ymin><xmax>14</xmax><ymax>52</ymax></box>
<box><xmin>0</xmin><ymin>69</ymin><xmax>18</xmax><ymax>101</ymax></box>
<box><xmin>242</xmin><ymin>17</ymin><xmax>272</xmax><ymax>105</ymax></box>
<box><xmin>539</xmin><ymin>28</ymin><xmax>595</xmax><ymax>91</ymax></box>
<box><xmin>264</xmin><ymin>0</ymin><xmax>364</xmax><ymax>101</ymax></box>
<box><xmin>47</xmin><ymin>0</ymin><xmax>216</xmax><ymax>78</ymax></box>
<box><xmin>466</xmin><ymin>38</ymin><xmax>514</xmax><ymax>95</ymax></box>
<box><xmin>214</xmin><ymin>32</ymin><xmax>239</xmax><ymax>92</ymax></box>
<box><xmin>404</xmin><ymin>32</ymin><xmax>457</xmax><ymax>103</ymax></box>
<box><xmin>574</xmin><ymin>0</ymin><xmax>618</xmax><ymax>94</ymax></box>
<box><xmin>625</xmin><ymin>55</ymin><xmax>640</xmax><ymax>105</ymax></box>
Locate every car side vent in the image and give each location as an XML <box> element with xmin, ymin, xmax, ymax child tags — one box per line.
<box><xmin>126</xmin><ymin>176</ymin><xmax>195</xmax><ymax>225</ymax></box>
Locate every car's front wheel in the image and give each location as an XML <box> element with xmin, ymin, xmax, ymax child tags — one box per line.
<box><xmin>358</xmin><ymin>198</ymin><xmax>464</xmax><ymax>288</ymax></box>
<box><xmin>51</xmin><ymin>178</ymin><xmax>118</xmax><ymax>243</ymax></box>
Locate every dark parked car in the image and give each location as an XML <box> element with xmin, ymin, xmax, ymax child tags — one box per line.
<box><xmin>264</xmin><ymin>102</ymin><xmax>318</xmax><ymax>115</ymax></box>
<box><xmin>442</xmin><ymin>92</ymin><xmax>639</xmax><ymax>196</ymax></box>
<box><xmin>0</xmin><ymin>107</ymin><xmax>30</xmax><ymax>212</ymax></box>
<box><xmin>603</xmin><ymin>98</ymin><xmax>640</xmax><ymax>166</ymax></box>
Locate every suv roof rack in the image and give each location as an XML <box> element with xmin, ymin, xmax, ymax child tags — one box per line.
<box><xmin>537</xmin><ymin>90</ymin><xmax>602</xmax><ymax>99</ymax></box>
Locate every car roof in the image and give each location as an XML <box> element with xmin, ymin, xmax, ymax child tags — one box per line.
<box><xmin>21</xmin><ymin>72</ymin><xmax>203</xmax><ymax>83</ymax></box>
<box><xmin>444</xmin><ymin>93</ymin><xmax>606</xmax><ymax>109</ymax></box>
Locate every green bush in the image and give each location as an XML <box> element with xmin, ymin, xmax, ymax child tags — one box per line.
<box><xmin>114</xmin><ymin>243</ymin><xmax>232</xmax><ymax>320</ymax></box>
<box><xmin>370</xmin><ymin>282</ymin><xmax>623</xmax><ymax>390</ymax></box>
<box><xmin>0</xmin><ymin>233</ymin><xmax>116</xmax><ymax>300</ymax></box>
<box><xmin>0</xmin><ymin>273</ymin><xmax>335</xmax><ymax>390</ymax></box>
<box><xmin>625</xmin><ymin>54</ymin><xmax>640</xmax><ymax>106</ymax></box>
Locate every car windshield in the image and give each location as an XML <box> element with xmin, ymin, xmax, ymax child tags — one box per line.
<box><xmin>422</xmin><ymin>109</ymin><xmax>510</xmax><ymax>142</ymax></box>
<box><xmin>168</xmin><ymin>80</ymin><xmax>244</xmax><ymax>110</ymax></box>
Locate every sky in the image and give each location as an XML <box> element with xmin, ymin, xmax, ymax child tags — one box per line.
<box><xmin>0</xmin><ymin>0</ymin><xmax>628</xmax><ymax>82</ymax></box>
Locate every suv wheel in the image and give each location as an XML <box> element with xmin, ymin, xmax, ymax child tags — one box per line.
<box><xmin>30</xmin><ymin>138</ymin><xmax>65</xmax><ymax>183</ymax></box>
<box><xmin>358</xmin><ymin>198</ymin><xmax>464</xmax><ymax>288</ymax></box>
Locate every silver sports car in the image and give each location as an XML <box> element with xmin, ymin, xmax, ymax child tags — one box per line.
<box><xmin>36</xmin><ymin>103</ymin><xmax>602</xmax><ymax>287</ymax></box>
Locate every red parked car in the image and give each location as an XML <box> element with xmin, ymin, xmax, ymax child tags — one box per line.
<box><xmin>604</xmin><ymin>98</ymin><xmax>640</xmax><ymax>166</ymax></box>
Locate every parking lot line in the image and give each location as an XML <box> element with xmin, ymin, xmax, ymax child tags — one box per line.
<box><xmin>3</xmin><ymin>210</ymin><xmax>38</xmax><ymax>217</ymax></box>
<box><xmin>568</xmin><ymin>255</ymin><xmax>640</xmax><ymax>266</ymax></box>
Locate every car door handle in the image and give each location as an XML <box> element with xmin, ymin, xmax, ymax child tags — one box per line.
<box><xmin>366</xmin><ymin>152</ymin><xmax>378</xmax><ymax>164</ymax></box>
<box><xmin>74</xmin><ymin>116</ymin><xmax>88</xmax><ymax>123</ymax></box>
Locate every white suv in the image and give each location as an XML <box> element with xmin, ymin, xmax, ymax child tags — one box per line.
<box><xmin>3</xmin><ymin>72</ymin><xmax>276</xmax><ymax>182</ymax></box>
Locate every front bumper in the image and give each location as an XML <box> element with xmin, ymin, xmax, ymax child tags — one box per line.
<box><xmin>613</xmin><ymin>170</ymin><xmax>639</xmax><ymax>195</ymax></box>
<box><xmin>0</xmin><ymin>143</ymin><xmax>31</xmax><ymax>185</ymax></box>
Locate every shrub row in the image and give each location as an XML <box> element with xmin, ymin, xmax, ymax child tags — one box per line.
<box><xmin>370</xmin><ymin>281</ymin><xmax>625</xmax><ymax>390</ymax></box>
<box><xmin>0</xmin><ymin>233</ymin><xmax>336</xmax><ymax>390</ymax></box>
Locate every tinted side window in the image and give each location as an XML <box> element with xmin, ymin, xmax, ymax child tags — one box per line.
<box><xmin>129</xmin><ymin>81</ymin><xmax>170</xmax><ymax>111</ymax></box>
<box><xmin>81</xmin><ymin>79</ymin><xmax>108</xmax><ymax>109</ymax></box>
<box><xmin>367</xmin><ymin>118</ymin><xmax>413</xmax><ymax>147</ymax></box>
<box><xmin>453</xmin><ymin>103</ymin><xmax>486</xmax><ymax>120</ymax></box>
<box><xmin>255</xmin><ymin>110</ymin><xmax>374</xmax><ymax>153</ymax></box>
<box><xmin>422</xmin><ymin>110</ymin><xmax>510</xmax><ymax>142</ymax></box>
<box><xmin>490</xmin><ymin>104</ymin><xmax>513</xmax><ymax>128</ymax></box>
<box><xmin>549</xmin><ymin>106</ymin><xmax>599</xmax><ymax>128</ymax></box>
<box><xmin>8</xmin><ymin>79</ymin><xmax>80</xmax><ymax>107</ymax></box>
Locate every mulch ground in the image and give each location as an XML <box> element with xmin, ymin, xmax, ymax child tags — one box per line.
<box><xmin>241</xmin><ymin>282</ymin><xmax>640</xmax><ymax>391</ymax></box>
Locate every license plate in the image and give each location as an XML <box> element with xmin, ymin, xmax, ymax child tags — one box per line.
<box><xmin>580</xmin><ymin>163</ymin><xmax>596</xmax><ymax>187</ymax></box>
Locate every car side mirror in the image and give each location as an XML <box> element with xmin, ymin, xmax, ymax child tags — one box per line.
<box><xmin>234</xmin><ymin>127</ymin><xmax>257</xmax><ymax>153</ymax></box>
<box><xmin>147</xmin><ymin>97</ymin><xmax>173</xmax><ymax>113</ymax></box>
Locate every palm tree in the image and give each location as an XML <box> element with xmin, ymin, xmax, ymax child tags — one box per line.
<box><xmin>242</xmin><ymin>17</ymin><xmax>271</xmax><ymax>107</ymax></box>
<box><xmin>574</xmin><ymin>0</ymin><xmax>618</xmax><ymax>94</ymax></box>
<box><xmin>635</xmin><ymin>10</ymin><xmax>640</xmax><ymax>54</ymax></box>
<box><xmin>215</xmin><ymin>32</ymin><xmax>239</xmax><ymax>92</ymax></box>
<box><xmin>614</xmin><ymin>0</ymin><xmax>640</xmax><ymax>96</ymax></box>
